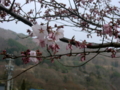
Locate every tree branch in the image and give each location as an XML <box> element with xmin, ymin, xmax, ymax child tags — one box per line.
<box><xmin>1</xmin><ymin>5</ymin><xmax>120</xmax><ymax>49</ymax></box>
<box><xmin>60</xmin><ymin>37</ymin><xmax>120</xmax><ymax>48</ymax></box>
<box><xmin>0</xmin><ymin>4</ymin><xmax>32</xmax><ymax>26</ymax></box>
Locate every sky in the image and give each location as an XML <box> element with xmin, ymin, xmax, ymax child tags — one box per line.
<box><xmin>0</xmin><ymin>0</ymin><xmax>119</xmax><ymax>43</ymax></box>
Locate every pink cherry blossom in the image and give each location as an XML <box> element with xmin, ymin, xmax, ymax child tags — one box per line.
<box><xmin>75</xmin><ymin>40</ymin><xmax>87</xmax><ymax>49</ymax></box>
<box><xmin>47</xmin><ymin>29</ymin><xmax>64</xmax><ymax>41</ymax></box>
<box><xmin>48</xmin><ymin>43</ymin><xmax>60</xmax><ymax>54</ymax></box>
<box><xmin>33</xmin><ymin>38</ymin><xmax>46</xmax><ymax>47</ymax></box>
<box><xmin>103</xmin><ymin>24</ymin><xmax>120</xmax><ymax>37</ymax></box>
<box><xmin>21</xmin><ymin>50</ymin><xmax>30</xmax><ymax>64</ymax></box>
<box><xmin>77</xmin><ymin>54</ymin><xmax>86</xmax><ymax>61</ymax></box>
<box><xmin>103</xmin><ymin>24</ymin><xmax>113</xmax><ymax>36</ymax></box>
<box><xmin>32</xmin><ymin>24</ymin><xmax>48</xmax><ymax>39</ymax></box>
<box><xmin>31</xmin><ymin>24</ymin><xmax>64</xmax><ymax>53</ymax></box>
<box><xmin>55</xmin><ymin>28</ymin><xmax>64</xmax><ymax>40</ymax></box>
<box><xmin>46</xmin><ymin>38</ymin><xmax>54</xmax><ymax>46</ymax></box>
<box><xmin>48</xmin><ymin>32</ymin><xmax>55</xmax><ymax>40</ymax></box>
<box><xmin>32</xmin><ymin>24</ymin><xmax>64</xmax><ymax>43</ymax></box>
<box><xmin>81</xmin><ymin>55</ymin><xmax>86</xmax><ymax>61</ymax></box>
<box><xmin>29</xmin><ymin>51</ymin><xmax>39</xmax><ymax>64</ymax></box>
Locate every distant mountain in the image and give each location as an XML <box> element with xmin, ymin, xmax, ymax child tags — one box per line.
<box><xmin>0</xmin><ymin>27</ymin><xmax>38</xmax><ymax>50</ymax></box>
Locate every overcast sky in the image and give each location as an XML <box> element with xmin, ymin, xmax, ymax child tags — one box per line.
<box><xmin>0</xmin><ymin>0</ymin><xmax>119</xmax><ymax>43</ymax></box>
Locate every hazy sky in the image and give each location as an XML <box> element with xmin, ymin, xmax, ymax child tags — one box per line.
<box><xmin>0</xmin><ymin>0</ymin><xmax>119</xmax><ymax>43</ymax></box>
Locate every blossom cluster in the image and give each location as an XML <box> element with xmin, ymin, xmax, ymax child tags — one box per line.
<box><xmin>106</xmin><ymin>48</ymin><xmax>116</xmax><ymax>58</ymax></box>
<box><xmin>26</xmin><ymin>23</ymin><xmax>91</xmax><ymax>63</ymax></box>
<box><xmin>21</xmin><ymin>50</ymin><xmax>42</xmax><ymax>64</ymax></box>
<box><xmin>21</xmin><ymin>23</ymin><xmax>64</xmax><ymax>64</ymax></box>
<box><xmin>28</xmin><ymin>24</ymin><xmax>64</xmax><ymax>52</ymax></box>
<box><xmin>103</xmin><ymin>23</ymin><xmax>120</xmax><ymax>38</ymax></box>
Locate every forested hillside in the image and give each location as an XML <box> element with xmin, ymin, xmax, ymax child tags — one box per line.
<box><xmin>0</xmin><ymin>27</ymin><xmax>120</xmax><ymax>90</ymax></box>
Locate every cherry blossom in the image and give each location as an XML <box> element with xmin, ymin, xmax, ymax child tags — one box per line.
<box><xmin>66</xmin><ymin>40</ymin><xmax>87</xmax><ymax>50</ymax></box>
<box><xmin>77</xmin><ymin>54</ymin><xmax>86</xmax><ymax>61</ymax></box>
<box><xmin>32</xmin><ymin>24</ymin><xmax>48</xmax><ymax>39</ymax></box>
<box><xmin>81</xmin><ymin>55</ymin><xmax>86</xmax><ymax>61</ymax></box>
<box><xmin>33</xmin><ymin>38</ymin><xmax>46</xmax><ymax>47</ymax></box>
<box><xmin>31</xmin><ymin>24</ymin><xmax>64</xmax><ymax>53</ymax></box>
<box><xmin>47</xmin><ymin>28</ymin><xmax>64</xmax><ymax>41</ymax></box>
<box><xmin>27</xmin><ymin>29</ymin><xmax>33</xmax><ymax>37</ymax></box>
<box><xmin>21</xmin><ymin>50</ymin><xmax>30</xmax><ymax>64</ymax></box>
<box><xmin>76</xmin><ymin>40</ymin><xmax>87</xmax><ymax>49</ymax></box>
<box><xmin>29</xmin><ymin>51</ymin><xmax>39</xmax><ymax>63</ymax></box>
<box><xmin>48</xmin><ymin>43</ymin><xmax>60</xmax><ymax>54</ymax></box>
<box><xmin>31</xmin><ymin>24</ymin><xmax>64</xmax><ymax>42</ymax></box>
<box><xmin>36</xmin><ymin>50</ymin><xmax>42</xmax><ymax>61</ymax></box>
<box><xmin>103</xmin><ymin>24</ymin><xmax>113</xmax><ymax>36</ymax></box>
<box><xmin>47</xmin><ymin>32</ymin><xmax>55</xmax><ymax>41</ymax></box>
<box><xmin>55</xmin><ymin>28</ymin><xmax>64</xmax><ymax>41</ymax></box>
<box><xmin>103</xmin><ymin>23</ymin><xmax>120</xmax><ymax>38</ymax></box>
<box><xmin>32</xmin><ymin>24</ymin><xmax>48</xmax><ymax>47</ymax></box>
